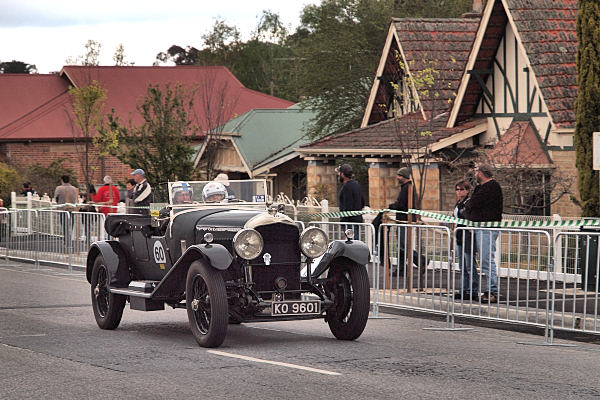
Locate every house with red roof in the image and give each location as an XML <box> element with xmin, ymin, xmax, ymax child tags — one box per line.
<box><xmin>0</xmin><ymin>65</ymin><xmax>293</xmax><ymax>192</ymax></box>
<box><xmin>298</xmin><ymin>0</ymin><xmax>579</xmax><ymax>216</ymax></box>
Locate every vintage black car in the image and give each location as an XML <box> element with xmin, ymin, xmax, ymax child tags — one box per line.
<box><xmin>86</xmin><ymin>180</ymin><xmax>370</xmax><ymax>347</ymax></box>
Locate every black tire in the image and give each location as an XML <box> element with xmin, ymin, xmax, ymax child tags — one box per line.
<box><xmin>325</xmin><ymin>259</ymin><xmax>370</xmax><ymax>340</ymax></box>
<box><xmin>186</xmin><ymin>261</ymin><xmax>228</xmax><ymax>348</ymax></box>
<box><xmin>91</xmin><ymin>255</ymin><xmax>126</xmax><ymax>330</ymax></box>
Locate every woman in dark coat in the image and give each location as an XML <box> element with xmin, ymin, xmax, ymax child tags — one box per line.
<box><xmin>453</xmin><ymin>180</ymin><xmax>479</xmax><ymax>299</ymax></box>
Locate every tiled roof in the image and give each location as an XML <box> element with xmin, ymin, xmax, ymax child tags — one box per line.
<box><xmin>456</xmin><ymin>0</ymin><xmax>577</xmax><ymax>129</ymax></box>
<box><xmin>366</xmin><ymin>17</ymin><xmax>479</xmax><ymax>125</ymax></box>
<box><xmin>507</xmin><ymin>0</ymin><xmax>577</xmax><ymax>129</ymax></box>
<box><xmin>487</xmin><ymin>120</ymin><xmax>552</xmax><ymax>166</ymax></box>
<box><xmin>301</xmin><ymin>112</ymin><xmax>485</xmax><ymax>154</ymax></box>
<box><xmin>0</xmin><ymin>66</ymin><xmax>294</xmax><ymax>141</ymax></box>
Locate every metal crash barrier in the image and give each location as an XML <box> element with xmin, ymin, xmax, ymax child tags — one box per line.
<box><xmin>0</xmin><ymin>209</ymin><xmax>107</xmax><ymax>272</ymax></box>
<box><xmin>1</xmin><ymin>208</ymin><xmax>599</xmax><ymax>341</ymax></box>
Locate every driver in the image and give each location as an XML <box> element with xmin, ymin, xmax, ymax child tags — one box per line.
<box><xmin>202</xmin><ymin>182</ymin><xmax>227</xmax><ymax>203</ymax></box>
<box><xmin>172</xmin><ymin>181</ymin><xmax>193</xmax><ymax>204</ymax></box>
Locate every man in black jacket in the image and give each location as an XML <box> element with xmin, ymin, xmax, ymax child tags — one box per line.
<box><xmin>337</xmin><ymin>164</ymin><xmax>365</xmax><ymax>239</ymax></box>
<box><xmin>386</xmin><ymin>167</ymin><xmax>427</xmax><ymax>278</ymax></box>
<box><xmin>466</xmin><ymin>163</ymin><xmax>503</xmax><ymax>303</ymax></box>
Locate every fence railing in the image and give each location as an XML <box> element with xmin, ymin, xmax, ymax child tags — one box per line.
<box><xmin>0</xmin><ymin>209</ymin><xmax>107</xmax><ymax>271</ymax></box>
<box><xmin>2</xmin><ymin>208</ymin><xmax>599</xmax><ymax>341</ymax></box>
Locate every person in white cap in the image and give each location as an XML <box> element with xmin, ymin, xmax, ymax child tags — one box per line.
<box><xmin>95</xmin><ymin>175</ymin><xmax>120</xmax><ymax>215</ymax></box>
<box><xmin>214</xmin><ymin>172</ymin><xmax>236</xmax><ymax>199</ymax></box>
<box><xmin>130</xmin><ymin>169</ymin><xmax>152</xmax><ymax>215</ymax></box>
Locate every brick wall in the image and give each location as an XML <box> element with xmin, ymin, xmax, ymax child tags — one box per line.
<box><xmin>549</xmin><ymin>149</ymin><xmax>580</xmax><ymax>217</ymax></box>
<box><xmin>306</xmin><ymin>160</ymin><xmax>338</xmax><ymax>205</ymax></box>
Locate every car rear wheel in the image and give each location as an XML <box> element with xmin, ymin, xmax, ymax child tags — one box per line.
<box><xmin>186</xmin><ymin>260</ymin><xmax>228</xmax><ymax>348</ymax></box>
<box><xmin>91</xmin><ymin>255</ymin><xmax>126</xmax><ymax>330</ymax></box>
<box><xmin>325</xmin><ymin>259</ymin><xmax>370</xmax><ymax>340</ymax></box>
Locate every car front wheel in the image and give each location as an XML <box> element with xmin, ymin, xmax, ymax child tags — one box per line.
<box><xmin>186</xmin><ymin>260</ymin><xmax>228</xmax><ymax>348</ymax></box>
<box><xmin>91</xmin><ymin>255</ymin><xmax>126</xmax><ymax>330</ymax></box>
<box><xmin>325</xmin><ymin>259</ymin><xmax>370</xmax><ymax>340</ymax></box>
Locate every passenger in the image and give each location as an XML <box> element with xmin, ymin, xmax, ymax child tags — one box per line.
<box><xmin>172</xmin><ymin>181</ymin><xmax>194</xmax><ymax>204</ymax></box>
<box><xmin>214</xmin><ymin>173</ymin><xmax>236</xmax><ymax>199</ymax></box>
<box><xmin>202</xmin><ymin>182</ymin><xmax>227</xmax><ymax>203</ymax></box>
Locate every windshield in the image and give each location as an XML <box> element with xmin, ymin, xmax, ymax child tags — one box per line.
<box><xmin>157</xmin><ymin>180</ymin><xmax>268</xmax><ymax>207</ymax></box>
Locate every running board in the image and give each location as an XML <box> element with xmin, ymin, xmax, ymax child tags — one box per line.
<box><xmin>109</xmin><ymin>288</ymin><xmax>152</xmax><ymax>298</ymax></box>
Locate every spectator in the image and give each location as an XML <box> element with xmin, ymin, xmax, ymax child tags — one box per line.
<box><xmin>387</xmin><ymin>167</ymin><xmax>426</xmax><ymax>278</ymax></box>
<box><xmin>453</xmin><ymin>180</ymin><xmax>479</xmax><ymax>300</ymax></box>
<box><xmin>54</xmin><ymin>175</ymin><xmax>78</xmax><ymax>209</ymax></box>
<box><xmin>465</xmin><ymin>163</ymin><xmax>503</xmax><ymax>303</ymax></box>
<box><xmin>20</xmin><ymin>182</ymin><xmax>35</xmax><ymax>195</ymax></box>
<box><xmin>336</xmin><ymin>163</ymin><xmax>365</xmax><ymax>239</ymax></box>
<box><xmin>95</xmin><ymin>176</ymin><xmax>121</xmax><ymax>215</ymax></box>
<box><xmin>130</xmin><ymin>169</ymin><xmax>152</xmax><ymax>216</ymax></box>
<box><xmin>125</xmin><ymin>178</ymin><xmax>136</xmax><ymax>214</ymax></box>
<box><xmin>214</xmin><ymin>173</ymin><xmax>236</xmax><ymax>199</ymax></box>
<box><xmin>54</xmin><ymin>175</ymin><xmax>79</xmax><ymax>249</ymax></box>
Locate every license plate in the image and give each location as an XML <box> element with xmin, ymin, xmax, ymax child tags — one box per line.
<box><xmin>271</xmin><ymin>300</ymin><xmax>321</xmax><ymax>316</ymax></box>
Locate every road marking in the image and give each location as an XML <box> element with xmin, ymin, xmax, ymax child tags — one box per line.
<box><xmin>0</xmin><ymin>334</ymin><xmax>47</xmax><ymax>339</ymax></box>
<box><xmin>0</xmin><ymin>266</ymin><xmax>87</xmax><ymax>283</ymax></box>
<box><xmin>207</xmin><ymin>350</ymin><xmax>341</xmax><ymax>376</ymax></box>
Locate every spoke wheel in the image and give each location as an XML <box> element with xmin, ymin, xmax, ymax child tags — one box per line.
<box><xmin>91</xmin><ymin>255</ymin><xmax>126</xmax><ymax>330</ymax></box>
<box><xmin>186</xmin><ymin>261</ymin><xmax>228</xmax><ymax>348</ymax></box>
<box><xmin>325</xmin><ymin>259</ymin><xmax>370</xmax><ymax>340</ymax></box>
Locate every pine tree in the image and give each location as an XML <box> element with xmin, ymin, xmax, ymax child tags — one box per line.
<box><xmin>575</xmin><ymin>0</ymin><xmax>600</xmax><ymax>216</ymax></box>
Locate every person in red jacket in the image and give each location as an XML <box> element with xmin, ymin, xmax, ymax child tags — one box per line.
<box><xmin>95</xmin><ymin>175</ymin><xmax>121</xmax><ymax>215</ymax></box>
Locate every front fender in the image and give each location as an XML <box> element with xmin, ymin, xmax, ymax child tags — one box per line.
<box><xmin>311</xmin><ymin>240</ymin><xmax>370</xmax><ymax>277</ymax></box>
<box><xmin>86</xmin><ymin>241</ymin><xmax>130</xmax><ymax>287</ymax></box>
<box><xmin>152</xmin><ymin>244</ymin><xmax>232</xmax><ymax>298</ymax></box>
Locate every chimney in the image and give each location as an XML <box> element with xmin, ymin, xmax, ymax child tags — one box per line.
<box><xmin>462</xmin><ymin>0</ymin><xmax>484</xmax><ymax>18</ymax></box>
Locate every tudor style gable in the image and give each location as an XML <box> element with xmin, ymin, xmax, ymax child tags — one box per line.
<box><xmin>449</xmin><ymin>0</ymin><xmax>577</xmax><ymax>148</ymax></box>
<box><xmin>362</xmin><ymin>17</ymin><xmax>479</xmax><ymax>127</ymax></box>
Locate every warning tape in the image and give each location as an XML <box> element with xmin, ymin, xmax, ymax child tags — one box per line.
<box><xmin>307</xmin><ymin>208</ymin><xmax>597</xmax><ymax>229</ymax></box>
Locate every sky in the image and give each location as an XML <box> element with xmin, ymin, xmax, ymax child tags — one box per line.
<box><xmin>0</xmin><ymin>0</ymin><xmax>320</xmax><ymax>74</ymax></box>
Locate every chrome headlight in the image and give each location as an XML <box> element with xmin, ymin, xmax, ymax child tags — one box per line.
<box><xmin>233</xmin><ymin>228</ymin><xmax>264</xmax><ymax>260</ymax></box>
<box><xmin>299</xmin><ymin>227</ymin><xmax>328</xmax><ymax>258</ymax></box>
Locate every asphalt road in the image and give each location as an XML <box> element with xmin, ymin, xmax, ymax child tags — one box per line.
<box><xmin>1</xmin><ymin>262</ymin><xmax>599</xmax><ymax>400</ymax></box>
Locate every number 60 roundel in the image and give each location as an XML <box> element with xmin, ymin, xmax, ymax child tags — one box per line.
<box><xmin>153</xmin><ymin>241</ymin><xmax>166</xmax><ymax>264</ymax></box>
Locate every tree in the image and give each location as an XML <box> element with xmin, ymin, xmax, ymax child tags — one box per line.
<box><xmin>102</xmin><ymin>83</ymin><xmax>198</xmax><ymax>188</ymax></box>
<box><xmin>113</xmin><ymin>44</ymin><xmax>134</xmax><ymax>66</ymax></box>
<box><xmin>387</xmin><ymin>58</ymin><xmax>454</xmax><ymax>209</ymax></box>
<box><xmin>68</xmin><ymin>80</ymin><xmax>107</xmax><ymax>187</ymax></box>
<box><xmin>25</xmin><ymin>159</ymin><xmax>78</xmax><ymax>199</ymax></box>
<box><xmin>193</xmin><ymin>72</ymin><xmax>239</xmax><ymax>180</ymax></box>
<box><xmin>481</xmin><ymin>122</ymin><xmax>572</xmax><ymax>215</ymax></box>
<box><xmin>65</xmin><ymin>39</ymin><xmax>101</xmax><ymax>66</ymax></box>
<box><xmin>575</xmin><ymin>0</ymin><xmax>600</xmax><ymax>216</ymax></box>
<box><xmin>293</xmin><ymin>0</ymin><xmax>473</xmax><ymax>140</ymax></box>
<box><xmin>0</xmin><ymin>60</ymin><xmax>37</xmax><ymax>74</ymax></box>
<box><xmin>0</xmin><ymin>163</ymin><xmax>20</xmax><ymax>206</ymax></box>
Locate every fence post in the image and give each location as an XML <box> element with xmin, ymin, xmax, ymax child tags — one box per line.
<box><xmin>320</xmin><ymin>199</ymin><xmax>329</xmax><ymax>222</ymax></box>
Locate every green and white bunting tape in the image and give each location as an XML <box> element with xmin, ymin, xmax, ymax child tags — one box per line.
<box><xmin>308</xmin><ymin>208</ymin><xmax>598</xmax><ymax>229</ymax></box>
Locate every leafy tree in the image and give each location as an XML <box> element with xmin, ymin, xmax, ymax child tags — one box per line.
<box><xmin>0</xmin><ymin>60</ymin><xmax>37</xmax><ymax>74</ymax></box>
<box><xmin>68</xmin><ymin>80</ymin><xmax>107</xmax><ymax>186</ymax></box>
<box><xmin>293</xmin><ymin>0</ymin><xmax>472</xmax><ymax>140</ymax></box>
<box><xmin>0</xmin><ymin>163</ymin><xmax>21</xmax><ymax>206</ymax></box>
<box><xmin>575</xmin><ymin>0</ymin><xmax>600</xmax><ymax>216</ymax></box>
<box><xmin>102</xmin><ymin>83</ymin><xmax>198</xmax><ymax>188</ymax></box>
<box><xmin>25</xmin><ymin>159</ymin><xmax>78</xmax><ymax>198</ymax></box>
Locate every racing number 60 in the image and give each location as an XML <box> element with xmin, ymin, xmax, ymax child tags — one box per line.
<box><xmin>153</xmin><ymin>241</ymin><xmax>166</xmax><ymax>264</ymax></box>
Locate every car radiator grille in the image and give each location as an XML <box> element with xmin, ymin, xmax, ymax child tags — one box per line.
<box><xmin>251</xmin><ymin>223</ymin><xmax>301</xmax><ymax>292</ymax></box>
